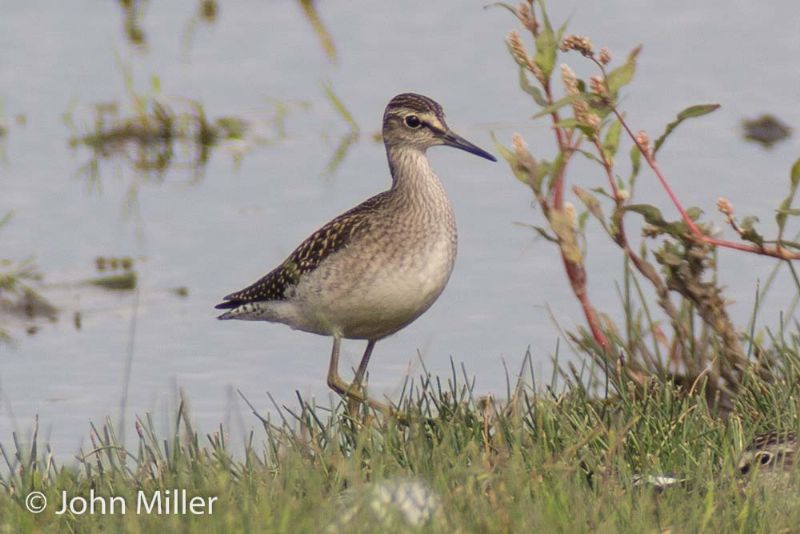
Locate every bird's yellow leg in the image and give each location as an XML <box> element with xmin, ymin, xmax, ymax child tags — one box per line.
<box><xmin>327</xmin><ymin>337</ymin><xmax>396</xmax><ymax>417</ymax></box>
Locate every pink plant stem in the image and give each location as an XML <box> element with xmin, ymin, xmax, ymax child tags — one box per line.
<box><xmin>612</xmin><ymin>109</ymin><xmax>798</xmax><ymax>260</ymax></box>
<box><xmin>540</xmin><ymin>81</ymin><xmax>609</xmax><ymax>350</ymax></box>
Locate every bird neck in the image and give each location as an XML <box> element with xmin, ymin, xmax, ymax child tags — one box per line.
<box><xmin>385</xmin><ymin>145</ymin><xmax>445</xmax><ymax>200</ymax></box>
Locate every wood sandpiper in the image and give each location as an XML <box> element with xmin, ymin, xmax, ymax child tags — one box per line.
<box><xmin>738</xmin><ymin>430</ymin><xmax>798</xmax><ymax>486</ymax></box>
<box><xmin>215</xmin><ymin>93</ymin><xmax>496</xmax><ymax>412</ymax></box>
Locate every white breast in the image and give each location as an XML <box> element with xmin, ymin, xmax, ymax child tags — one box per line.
<box><xmin>291</xmin><ymin>231</ymin><xmax>456</xmax><ymax>340</ymax></box>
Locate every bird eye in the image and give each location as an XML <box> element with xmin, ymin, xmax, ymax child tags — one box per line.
<box><xmin>756</xmin><ymin>451</ymin><xmax>773</xmax><ymax>466</ymax></box>
<box><xmin>739</xmin><ymin>463</ymin><xmax>750</xmax><ymax>475</ymax></box>
<box><xmin>405</xmin><ymin>115</ymin><xmax>422</xmax><ymax>128</ymax></box>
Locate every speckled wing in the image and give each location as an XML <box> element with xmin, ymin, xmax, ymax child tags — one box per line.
<box><xmin>745</xmin><ymin>430</ymin><xmax>797</xmax><ymax>452</ymax></box>
<box><xmin>215</xmin><ymin>192</ymin><xmax>388</xmax><ymax>311</ymax></box>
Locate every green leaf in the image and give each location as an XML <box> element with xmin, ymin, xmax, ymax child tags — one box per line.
<box><xmin>491</xmin><ymin>132</ymin><xmax>541</xmax><ymax>192</ymax></box>
<box><xmin>532</xmin><ymin>94</ymin><xmax>584</xmax><ymax>119</ymax></box>
<box><xmin>606</xmin><ymin>45</ymin><xmax>641</xmax><ymax>95</ymax></box>
<box><xmin>574</xmin><ymin>186</ymin><xmax>606</xmax><ymax>225</ymax></box>
<box><xmin>741</xmin><ymin>215</ymin><xmax>759</xmax><ymax>230</ymax></box>
<box><xmin>686</xmin><ymin>207</ymin><xmax>703</xmax><ymax>221</ymax></box>
<box><xmin>554</xmin><ymin>118</ymin><xmax>580</xmax><ymax>129</ymax></box>
<box><xmin>576</xmin><ymin>148</ymin><xmax>604</xmax><ymax>165</ymax></box>
<box><xmin>626</xmin><ymin>204</ymin><xmax>666</xmax><ymax>226</ymax></box>
<box><xmin>590</xmin><ymin>187</ymin><xmax>612</xmax><ymax>199</ymax></box>
<box><xmin>658</xmin><ymin>250</ymin><xmax>683</xmax><ymax>267</ymax></box>
<box><xmin>576</xmin><ymin>123</ymin><xmax>598</xmax><ymax>138</ymax></box>
<box><xmin>776</xmin><ymin>199</ymin><xmax>791</xmax><ymax>232</ymax></box>
<box><xmin>555</xmin><ymin>15</ymin><xmax>570</xmax><ymax>44</ymax></box>
<box><xmin>550</xmin><ymin>209</ymin><xmax>582</xmax><ymax>263</ymax></box>
<box><xmin>492</xmin><ymin>136</ymin><xmax>514</xmax><ymax>164</ymax></box>
<box><xmin>791</xmin><ymin>157</ymin><xmax>800</xmax><ymax>189</ymax></box>
<box><xmin>678</xmin><ymin>104</ymin><xmax>721</xmax><ymax>120</ymax></box>
<box><xmin>491</xmin><ymin>134</ymin><xmax>524</xmax><ymax>182</ymax></box>
<box><xmin>628</xmin><ymin>144</ymin><xmax>641</xmax><ymax>187</ymax></box>
<box><xmin>534</xmin><ymin>160</ymin><xmax>551</xmax><ymax>193</ymax></box>
<box><xmin>776</xmin><ymin>159</ymin><xmax>800</xmax><ymax>235</ymax></box>
<box><xmin>484</xmin><ymin>2</ymin><xmax>518</xmax><ymax>17</ymax></box>
<box><xmin>652</xmin><ymin>103</ymin><xmax>721</xmax><ymax>155</ymax></box>
<box><xmin>664</xmin><ymin>222</ymin><xmax>693</xmax><ymax>239</ymax></box>
<box><xmin>578</xmin><ymin>210</ymin><xmax>590</xmax><ymax>232</ymax></box>
<box><xmin>586</xmin><ymin>92</ymin><xmax>613</xmax><ymax>117</ymax></box>
<box><xmin>0</xmin><ymin>211</ymin><xmax>12</xmax><ymax>231</ymax></box>
<box><xmin>603</xmin><ymin>118</ymin><xmax>622</xmax><ymax>161</ymax></box>
<box><xmin>740</xmin><ymin>215</ymin><xmax>764</xmax><ymax>246</ymax></box>
<box><xmin>532</xmin><ymin>225</ymin><xmax>559</xmax><ymax>243</ymax></box>
<box><xmin>518</xmin><ymin>67</ymin><xmax>547</xmax><ymax>107</ymax></box>
<box><xmin>533</xmin><ymin>1</ymin><xmax>557</xmax><ymax>79</ymax></box>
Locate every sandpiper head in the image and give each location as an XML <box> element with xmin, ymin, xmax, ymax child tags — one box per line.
<box><xmin>738</xmin><ymin>430</ymin><xmax>797</xmax><ymax>486</ymax></box>
<box><xmin>382</xmin><ymin>93</ymin><xmax>496</xmax><ymax>162</ymax></box>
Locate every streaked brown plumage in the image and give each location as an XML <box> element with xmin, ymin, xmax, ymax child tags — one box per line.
<box><xmin>216</xmin><ymin>193</ymin><xmax>386</xmax><ymax>306</ymax></box>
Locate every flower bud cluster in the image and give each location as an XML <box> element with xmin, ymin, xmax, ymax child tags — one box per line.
<box><xmin>516</xmin><ymin>2</ymin><xmax>538</xmax><ymax>33</ymax></box>
<box><xmin>561</xmin><ymin>65</ymin><xmax>600</xmax><ymax>135</ymax></box>
<box><xmin>559</xmin><ymin>34</ymin><xmax>594</xmax><ymax>57</ymax></box>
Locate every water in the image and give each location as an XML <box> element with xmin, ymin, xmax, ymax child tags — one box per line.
<box><xmin>1</xmin><ymin>0</ymin><xmax>799</xmax><ymax>456</ymax></box>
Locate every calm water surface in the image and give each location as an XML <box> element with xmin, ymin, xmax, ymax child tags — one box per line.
<box><xmin>1</xmin><ymin>1</ymin><xmax>800</xmax><ymax>455</ymax></box>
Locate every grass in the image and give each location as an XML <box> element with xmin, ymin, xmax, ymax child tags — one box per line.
<box><xmin>1</xmin><ymin>341</ymin><xmax>799</xmax><ymax>533</ymax></box>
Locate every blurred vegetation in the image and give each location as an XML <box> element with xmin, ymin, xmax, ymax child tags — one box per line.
<box><xmin>0</xmin><ymin>101</ymin><xmax>21</xmax><ymax>164</ymax></box>
<box><xmin>742</xmin><ymin>114</ymin><xmax>792</xmax><ymax>148</ymax></box>
<box><xmin>322</xmin><ymin>82</ymin><xmax>360</xmax><ymax>175</ymax></box>
<box><xmin>299</xmin><ymin>0</ymin><xmax>337</xmax><ymax>62</ymax></box>
<box><xmin>86</xmin><ymin>256</ymin><xmax>137</xmax><ymax>291</ymax></box>
<box><xmin>0</xmin><ymin>106</ymin><xmax>8</xmax><ymax>138</ymax></box>
<box><xmin>181</xmin><ymin>0</ymin><xmax>221</xmax><ymax>57</ymax></box>
<box><xmin>118</xmin><ymin>0</ymin><xmax>222</xmax><ymax>56</ymax></box>
<box><xmin>64</xmin><ymin>66</ymin><xmax>250</xmax><ymax>185</ymax></box>
<box><xmin>118</xmin><ymin>0</ymin><xmax>148</xmax><ymax>48</ymax></box>
<box><xmin>0</xmin><ymin>213</ymin><xmax>56</xmax><ymax>344</ymax></box>
<box><xmin>63</xmin><ymin>62</ymin><xmax>310</xmax><ymax>220</ymax></box>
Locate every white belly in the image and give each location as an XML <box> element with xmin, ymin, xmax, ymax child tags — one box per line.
<box><xmin>289</xmin><ymin>234</ymin><xmax>456</xmax><ymax>339</ymax></box>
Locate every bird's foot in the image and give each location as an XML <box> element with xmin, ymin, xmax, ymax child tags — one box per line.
<box><xmin>327</xmin><ymin>374</ymin><xmax>408</xmax><ymax>424</ymax></box>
